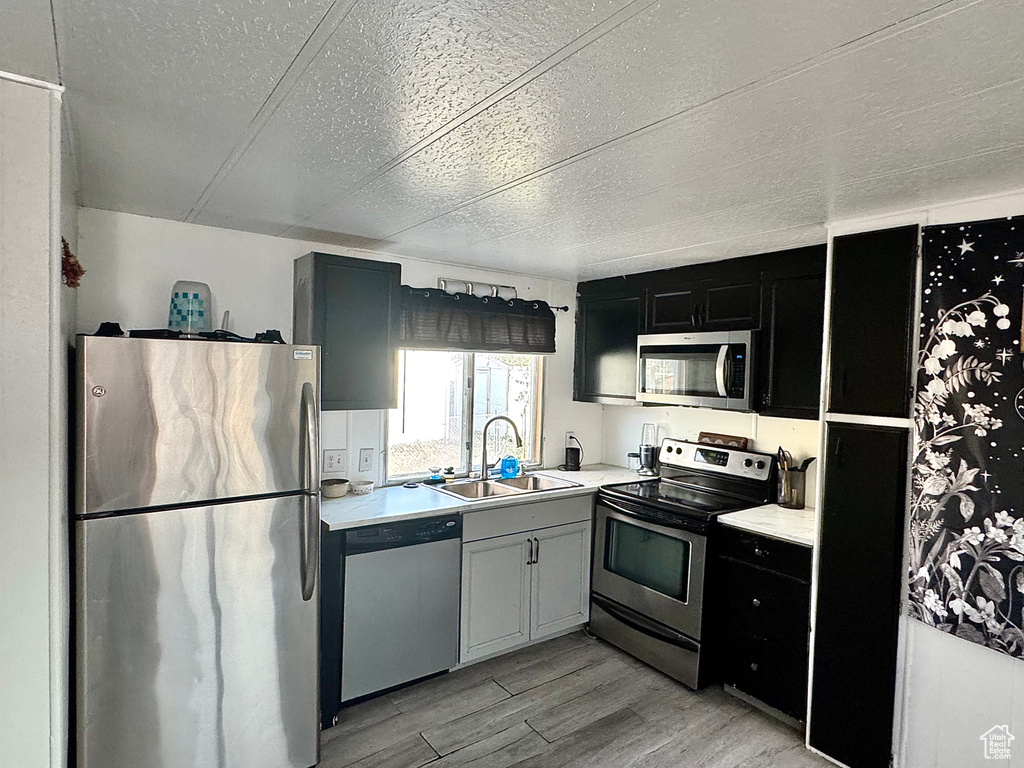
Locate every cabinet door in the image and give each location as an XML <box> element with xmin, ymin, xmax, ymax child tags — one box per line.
<box><xmin>647</xmin><ymin>284</ymin><xmax>701</xmax><ymax>333</ymax></box>
<box><xmin>701</xmin><ymin>277</ymin><xmax>760</xmax><ymax>331</ymax></box>
<box><xmin>574</xmin><ymin>293</ymin><xmax>642</xmax><ymax>402</ymax></box>
<box><xmin>760</xmin><ymin>272</ymin><xmax>826</xmax><ymax>418</ymax></box>
<box><xmin>294</xmin><ymin>252</ymin><xmax>401</xmax><ymax>411</ymax></box>
<box><xmin>809</xmin><ymin>423</ymin><xmax>908</xmax><ymax>768</ymax></box>
<box><xmin>460</xmin><ymin>533</ymin><xmax>532</xmax><ymax>662</ymax></box>
<box><xmin>827</xmin><ymin>227</ymin><xmax>917</xmax><ymax>417</ymax></box>
<box><xmin>529</xmin><ymin>521</ymin><xmax>591</xmax><ymax>640</ymax></box>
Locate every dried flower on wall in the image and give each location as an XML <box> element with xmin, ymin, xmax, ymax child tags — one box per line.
<box><xmin>61</xmin><ymin>237</ymin><xmax>85</xmax><ymax>288</ymax></box>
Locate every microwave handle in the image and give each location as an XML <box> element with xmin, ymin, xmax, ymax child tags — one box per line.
<box><xmin>715</xmin><ymin>345</ymin><xmax>729</xmax><ymax>397</ymax></box>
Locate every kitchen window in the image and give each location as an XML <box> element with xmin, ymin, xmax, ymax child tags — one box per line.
<box><xmin>386</xmin><ymin>350</ymin><xmax>543</xmax><ymax>482</ymax></box>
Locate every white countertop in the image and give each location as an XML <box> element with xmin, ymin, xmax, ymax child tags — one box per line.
<box><xmin>717</xmin><ymin>504</ymin><xmax>817</xmax><ymax>547</ymax></box>
<box><xmin>320</xmin><ymin>464</ymin><xmax>643</xmax><ymax>531</ymax></box>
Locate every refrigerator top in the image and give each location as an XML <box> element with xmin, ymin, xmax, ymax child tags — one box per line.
<box><xmin>76</xmin><ymin>336</ymin><xmax>320</xmax><ymax>518</ymax></box>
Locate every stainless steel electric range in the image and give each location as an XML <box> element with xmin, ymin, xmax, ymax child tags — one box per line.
<box><xmin>590</xmin><ymin>438</ymin><xmax>775</xmax><ymax>689</ymax></box>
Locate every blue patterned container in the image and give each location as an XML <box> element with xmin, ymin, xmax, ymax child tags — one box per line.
<box><xmin>168</xmin><ymin>280</ymin><xmax>213</xmax><ymax>333</ymax></box>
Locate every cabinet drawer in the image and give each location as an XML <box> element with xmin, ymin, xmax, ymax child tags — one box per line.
<box><xmin>715</xmin><ymin>525</ymin><xmax>811</xmax><ymax>581</ymax></box>
<box><xmin>717</xmin><ymin>559</ymin><xmax>810</xmax><ymax>644</ymax></box>
<box><xmin>462</xmin><ymin>495</ymin><xmax>594</xmax><ymax>542</ymax></box>
<box><xmin>721</xmin><ymin>633</ymin><xmax>809</xmax><ymax>720</ymax></box>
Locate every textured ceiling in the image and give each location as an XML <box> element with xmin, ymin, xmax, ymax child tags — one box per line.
<box><xmin>42</xmin><ymin>0</ymin><xmax>1024</xmax><ymax>279</ymax></box>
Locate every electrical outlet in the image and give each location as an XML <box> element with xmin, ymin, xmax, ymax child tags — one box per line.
<box><xmin>323</xmin><ymin>449</ymin><xmax>346</xmax><ymax>473</ymax></box>
<box><xmin>358</xmin><ymin>448</ymin><xmax>373</xmax><ymax>473</ymax></box>
<box><xmin>565</xmin><ymin>431</ymin><xmax>576</xmax><ymax>446</ymax></box>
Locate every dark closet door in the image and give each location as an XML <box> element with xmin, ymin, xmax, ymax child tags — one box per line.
<box><xmin>827</xmin><ymin>227</ymin><xmax>918</xmax><ymax>417</ymax></box>
<box><xmin>809</xmin><ymin>422</ymin><xmax>908</xmax><ymax>768</ymax></box>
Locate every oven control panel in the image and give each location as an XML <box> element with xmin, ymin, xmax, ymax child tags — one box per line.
<box><xmin>658</xmin><ymin>438</ymin><xmax>773</xmax><ymax>481</ymax></box>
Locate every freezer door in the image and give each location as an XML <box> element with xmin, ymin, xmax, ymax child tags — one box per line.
<box><xmin>75</xmin><ymin>495</ymin><xmax>319</xmax><ymax>768</ymax></box>
<box><xmin>78</xmin><ymin>337</ymin><xmax>319</xmax><ymax>516</ymax></box>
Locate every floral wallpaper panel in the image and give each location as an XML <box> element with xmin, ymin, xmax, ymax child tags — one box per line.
<box><xmin>910</xmin><ymin>214</ymin><xmax>1024</xmax><ymax>657</ymax></box>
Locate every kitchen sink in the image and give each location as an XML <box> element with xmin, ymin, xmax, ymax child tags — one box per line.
<box><xmin>431</xmin><ymin>473</ymin><xmax>580</xmax><ymax>500</ymax></box>
<box><xmin>495</xmin><ymin>474</ymin><xmax>580</xmax><ymax>492</ymax></box>
<box><xmin>435</xmin><ymin>480</ymin><xmax>523</xmax><ymax>499</ymax></box>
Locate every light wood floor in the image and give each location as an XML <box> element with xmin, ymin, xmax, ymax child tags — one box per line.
<box><xmin>319</xmin><ymin>630</ymin><xmax>832</xmax><ymax>768</ymax></box>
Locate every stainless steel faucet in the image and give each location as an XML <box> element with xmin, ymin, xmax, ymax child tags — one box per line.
<box><xmin>480</xmin><ymin>415</ymin><xmax>523</xmax><ymax>479</ymax></box>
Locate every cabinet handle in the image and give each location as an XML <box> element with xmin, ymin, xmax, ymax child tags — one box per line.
<box><xmin>752</xmin><ymin>598</ymin><xmax>761</xmax><ymax>608</ymax></box>
<box><xmin>702</xmin><ymin>303</ymin><xmax>709</xmax><ymax>325</ymax></box>
<box><xmin>750</xmin><ymin>662</ymin><xmax>759</xmax><ymax>672</ymax></box>
<box><xmin>534</xmin><ymin>537</ymin><xmax>539</xmax><ymax>563</ymax></box>
<box><xmin>527</xmin><ymin>538</ymin><xmax>534</xmax><ymax>565</ymax></box>
<box><xmin>754</xmin><ymin>547</ymin><xmax>766</xmax><ymax>557</ymax></box>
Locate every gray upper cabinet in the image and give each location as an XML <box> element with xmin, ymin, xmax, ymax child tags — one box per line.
<box><xmin>294</xmin><ymin>252</ymin><xmax>401</xmax><ymax>411</ymax></box>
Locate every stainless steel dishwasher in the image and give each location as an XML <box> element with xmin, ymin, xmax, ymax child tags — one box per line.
<box><xmin>341</xmin><ymin>514</ymin><xmax>462</xmax><ymax>702</ymax></box>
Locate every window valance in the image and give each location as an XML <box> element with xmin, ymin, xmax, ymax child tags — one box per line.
<box><xmin>399</xmin><ymin>286</ymin><xmax>556</xmax><ymax>354</ymax></box>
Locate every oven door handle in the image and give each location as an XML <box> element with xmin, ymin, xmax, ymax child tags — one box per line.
<box><xmin>592</xmin><ymin>594</ymin><xmax>699</xmax><ymax>653</ymax></box>
<box><xmin>715</xmin><ymin>344</ymin><xmax>729</xmax><ymax>397</ymax></box>
<box><xmin>597</xmin><ymin>496</ymin><xmax>705</xmax><ymax>534</ymax></box>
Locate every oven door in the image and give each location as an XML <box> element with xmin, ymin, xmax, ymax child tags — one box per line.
<box><xmin>592</xmin><ymin>497</ymin><xmax>707</xmax><ymax>641</ymax></box>
<box><xmin>635</xmin><ymin>331</ymin><xmax>751</xmax><ymax>410</ymax></box>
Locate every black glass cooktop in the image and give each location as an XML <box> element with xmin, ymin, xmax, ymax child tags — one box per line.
<box><xmin>603</xmin><ymin>480</ymin><xmax>750</xmax><ymax>518</ymax></box>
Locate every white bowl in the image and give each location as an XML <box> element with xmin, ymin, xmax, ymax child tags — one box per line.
<box><xmin>321</xmin><ymin>479</ymin><xmax>349</xmax><ymax>498</ymax></box>
<box><xmin>350</xmin><ymin>480</ymin><xmax>375</xmax><ymax>495</ymax></box>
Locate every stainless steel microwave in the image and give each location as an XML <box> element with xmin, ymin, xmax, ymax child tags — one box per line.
<box><xmin>636</xmin><ymin>331</ymin><xmax>753</xmax><ymax>411</ymax></box>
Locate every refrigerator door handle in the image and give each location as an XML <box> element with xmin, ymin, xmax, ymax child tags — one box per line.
<box><xmin>300</xmin><ymin>381</ymin><xmax>320</xmax><ymax>602</ymax></box>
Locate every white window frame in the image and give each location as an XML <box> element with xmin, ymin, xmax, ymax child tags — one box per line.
<box><xmin>385</xmin><ymin>350</ymin><xmax>544</xmax><ymax>484</ymax></box>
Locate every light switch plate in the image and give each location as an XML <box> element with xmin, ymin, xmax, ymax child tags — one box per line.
<box><xmin>358</xmin><ymin>448</ymin><xmax>373</xmax><ymax>472</ymax></box>
<box><xmin>323</xmin><ymin>449</ymin><xmax>346</xmax><ymax>473</ymax></box>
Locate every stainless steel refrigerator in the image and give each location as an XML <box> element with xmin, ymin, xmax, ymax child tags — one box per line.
<box><xmin>74</xmin><ymin>336</ymin><xmax>321</xmax><ymax>768</ymax></box>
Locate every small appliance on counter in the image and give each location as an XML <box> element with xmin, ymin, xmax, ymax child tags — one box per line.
<box><xmin>637</xmin><ymin>422</ymin><xmax>659</xmax><ymax>476</ymax></box>
<box><xmin>560</xmin><ymin>434</ymin><xmax>584</xmax><ymax>471</ymax></box>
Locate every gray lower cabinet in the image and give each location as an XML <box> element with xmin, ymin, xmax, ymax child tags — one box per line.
<box><xmin>460</xmin><ymin>498</ymin><xmax>592</xmax><ymax>663</ymax></box>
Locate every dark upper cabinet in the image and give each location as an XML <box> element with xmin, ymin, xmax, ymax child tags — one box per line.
<box><xmin>294</xmin><ymin>252</ymin><xmax>401</xmax><ymax>411</ymax></box>
<box><xmin>647</xmin><ymin>284</ymin><xmax>700</xmax><ymax>333</ymax></box>
<box><xmin>827</xmin><ymin>226</ymin><xmax>918</xmax><ymax>418</ymax></box>
<box><xmin>809</xmin><ymin>422</ymin><xmax>908</xmax><ymax>768</ymax></box>
<box><xmin>573</xmin><ymin>247</ymin><xmax>826</xmax><ymax>408</ymax></box>
<box><xmin>574</xmin><ymin>284</ymin><xmax>644</xmax><ymax>403</ymax></box>
<box><xmin>758</xmin><ymin>246</ymin><xmax>827</xmax><ymax>419</ymax></box>
<box><xmin>647</xmin><ymin>272</ymin><xmax>760</xmax><ymax>334</ymax></box>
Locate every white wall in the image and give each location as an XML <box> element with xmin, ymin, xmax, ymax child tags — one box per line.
<box><xmin>827</xmin><ymin>188</ymin><xmax>1024</xmax><ymax>768</ymax></box>
<box><xmin>0</xmin><ymin>75</ymin><xmax>65</xmax><ymax>768</ymax></box>
<box><xmin>75</xmin><ymin>208</ymin><xmax>604</xmax><ymax>484</ymax></box>
<box><xmin>602</xmin><ymin>406</ymin><xmax>821</xmax><ymax>499</ymax></box>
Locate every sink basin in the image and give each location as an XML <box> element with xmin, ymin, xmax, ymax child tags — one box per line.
<box><xmin>429</xmin><ymin>473</ymin><xmax>581</xmax><ymax>501</ymax></box>
<box><xmin>495</xmin><ymin>474</ymin><xmax>580</xmax><ymax>492</ymax></box>
<box><xmin>435</xmin><ymin>480</ymin><xmax>523</xmax><ymax>500</ymax></box>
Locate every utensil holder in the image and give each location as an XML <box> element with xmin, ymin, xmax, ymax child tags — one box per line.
<box><xmin>777</xmin><ymin>468</ymin><xmax>807</xmax><ymax>509</ymax></box>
